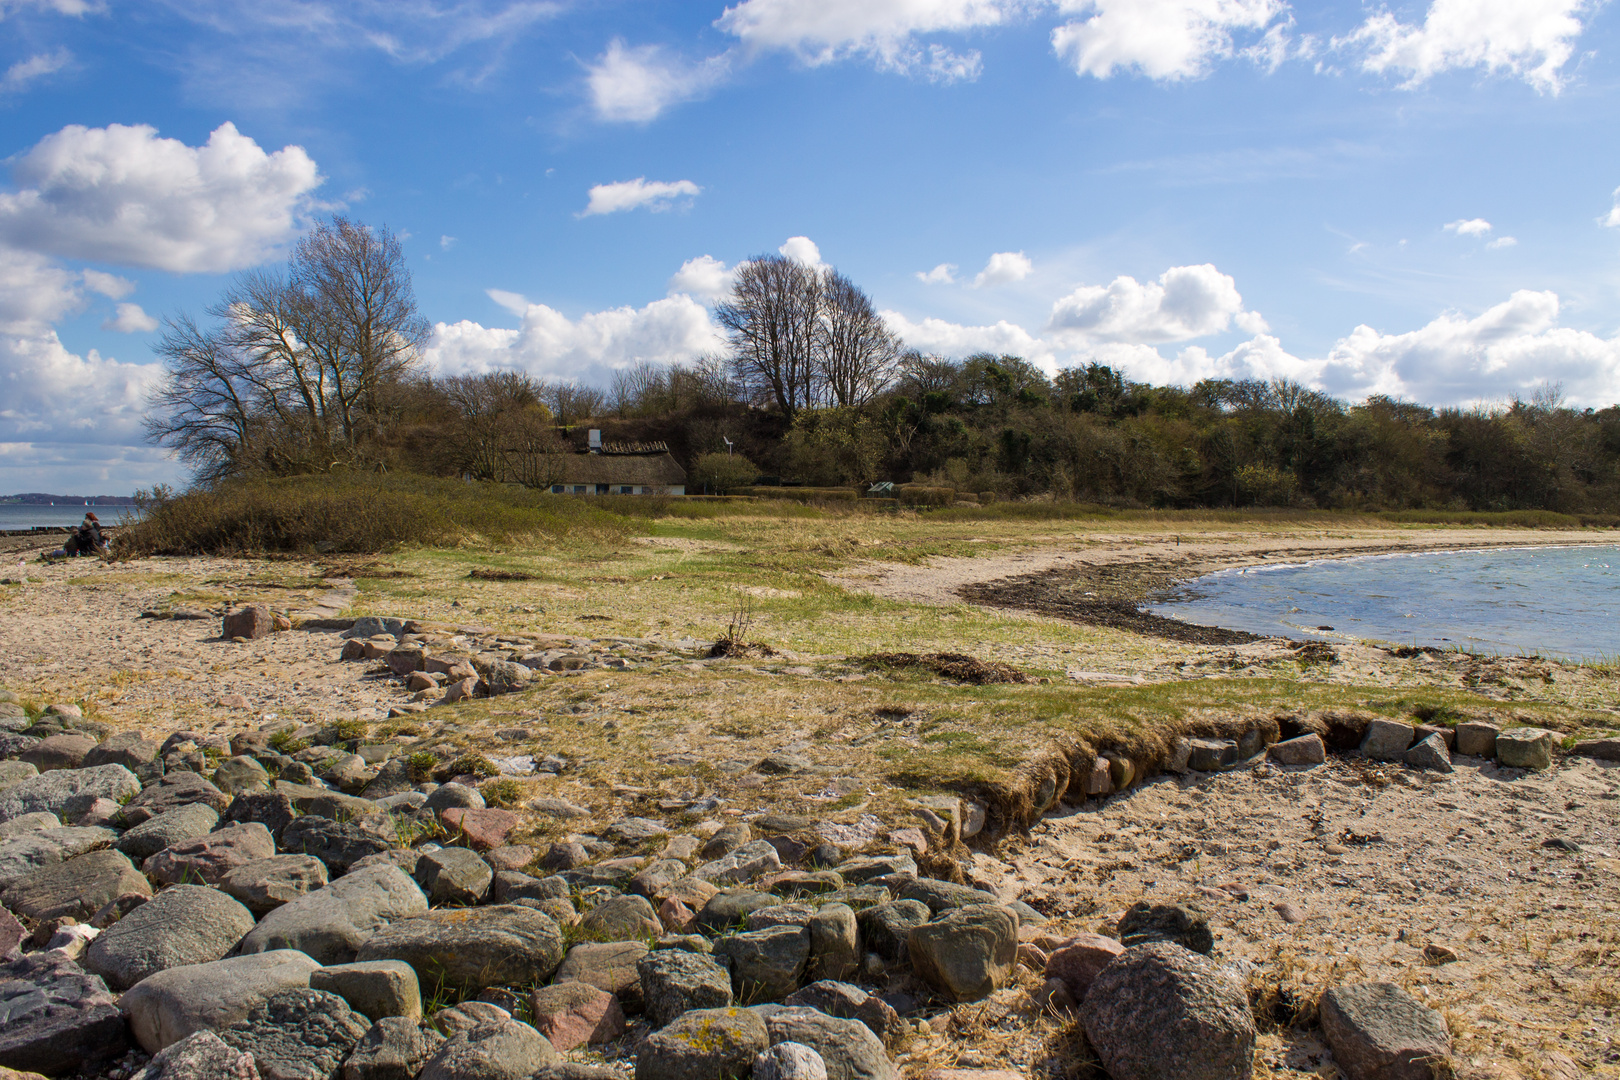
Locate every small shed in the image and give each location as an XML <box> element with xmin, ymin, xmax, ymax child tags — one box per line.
<box><xmin>549</xmin><ymin>435</ymin><xmax>686</xmax><ymax>496</ymax></box>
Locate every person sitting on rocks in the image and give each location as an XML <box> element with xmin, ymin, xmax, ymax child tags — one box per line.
<box><xmin>50</xmin><ymin>512</ymin><xmax>107</xmax><ymax>559</ymax></box>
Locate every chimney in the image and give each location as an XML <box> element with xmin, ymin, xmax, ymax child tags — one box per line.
<box><xmin>588</xmin><ymin>429</ymin><xmax>602</xmax><ymax>453</ymax></box>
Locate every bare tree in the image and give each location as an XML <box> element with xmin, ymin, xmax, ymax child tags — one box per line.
<box><xmin>499</xmin><ymin>408</ymin><xmax>569</xmax><ymax>489</ymax></box>
<box><xmin>717</xmin><ymin>254</ymin><xmax>821</xmax><ymax>416</ymax></box>
<box><xmin>144</xmin><ymin>314</ymin><xmax>257</xmax><ymax>483</ymax></box>
<box><xmin>817</xmin><ymin>270</ymin><xmax>900</xmax><ymax>407</ymax></box>
<box><xmin>540</xmin><ymin>381</ymin><xmax>607</xmax><ymax>423</ymax></box>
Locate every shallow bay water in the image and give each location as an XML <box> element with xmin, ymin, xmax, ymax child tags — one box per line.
<box><xmin>1149</xmin><ymin>544</ymin><xmax>1620</xmax><ymax>660</ymax></box>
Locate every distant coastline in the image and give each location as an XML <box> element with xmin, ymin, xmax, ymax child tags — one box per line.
<box><xmin>0</xmin><ymin>493</ymin><xmax>138</xmax><ymax>505</ymax></box>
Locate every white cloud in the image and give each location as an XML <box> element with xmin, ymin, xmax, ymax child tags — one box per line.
<box><xmin>972</xmin><ymin>250</ymin><xmax>1032</xmax><ymax>287</ymax></box>
<box><xmin>1486</xmin><ymin>236</ymin><xmax>1518</xmax><ymax>249</ymax></box>
<box><xmin>668</xmin><ymin>255</ymin><xmax>734</xmax><ymax>302</ymax></box>
<box><xmin>0</xmin><ymin>248</ymin><xmax>82</xmax><ymax>329</ymax></box>
<box><xmin>778</xmin><ymin>236</ymin><xmax>824</xmax><ymax>267</ymax></box>
<box><xmin>917</xmin><ymin>262</ymin><xmax>958</xmax><ymax>284</ymax></box>
<box><xmin>0</xmin><ymin>121</ymin><xmax>321</xmax><ymax>274</ymax></box>
<box><xmin>581</xmin><ymin>177</ymin><xmax>702</xmax><ymax>217</ymax></box>
<box><xmin>1342</xmin><ymin>0</ymin><xmax>1588</xmax><ymax>93</ymax></box>
<box><xmin>1603</xmin><ymin>186</ymin><xmax>1620</xmax><ymax>228</ymax></box>
<box><xmin>714</xmin><ymin>0</ymin><xmax>1013</xmax><ymax>80</ymax></box>
<box><xmin>0</xmin><ymin>0</ymin><xmax>103</xmax><ymax>16</ymax></box>
<box><xmin>81</xmin><ymin>269</ymin><xmax>134</xmax><ymax>299</ymax></box>
<box><xmin>103</xmin><ymin>302</ymin><xmax>159</xmax><ymax>334</ymax></box>
<box><xmin>586</xmin><ymin>40</ymin><xmax>732</xmax><ymax>123</ymax></box>
<box><xmin>2</xmin><ymin>48</ymin><xmax>70</xmax><ymax>92</ymax></box>
<box><xmin>440</xmin><ymin>235</ymin><xmax>456</xmax><ymax>250</ymax></box>
<box><xmin>880</xmin><ymin>309</ymin><xmax>1058</xmax><ymax>370</ymax></box>
<box><xmin>1047</xmin><ymin>263</ymin><xmax>1258</xmax><ymax>343</ymax></box>
<box><xmin>1444</xmin><ymin>217</ymin><xmax>1493</xmax><ymax>236</ymax></box>
<box><xmin>1051</xmin><ymin>0</ymin><xmax>1286</xmax><ymax>80</ymax></box>
<box><xmin>426</xmin><ymin>293</ymin><xmax>725</xmax><ymax>384</ymax></box>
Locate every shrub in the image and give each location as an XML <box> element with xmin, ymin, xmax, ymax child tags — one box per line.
<box><xmin>690</xmin><ymin>452</ymin><xmax>760</xmax><ymax>494</ymax></box>
<box><xmin>481</xmin><ymin>778</ymin><xmax>524</xmax><ymax>808</ymax></box>
<box><xmin>438</xmin><ymin>754</ymin><xmax>499</xmax><ymax>782</ymax></box>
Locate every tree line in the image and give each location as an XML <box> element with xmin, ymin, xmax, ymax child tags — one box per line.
<box><xmin>146</xmin><ymin>217</ymin><xmax>1620</xmax><ymax>512</ymax></box>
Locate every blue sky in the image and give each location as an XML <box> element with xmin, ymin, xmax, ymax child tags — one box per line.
<box><xmin>3</xmin><ymin>0</ymin><xmax>1620</xmax><ymax>492</ymax></box>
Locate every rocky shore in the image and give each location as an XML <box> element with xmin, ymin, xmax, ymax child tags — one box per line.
<box><xmin>2</xmin><ymin>604</ymin><xmax>1616</xmax><ymax>1080</ymax></box>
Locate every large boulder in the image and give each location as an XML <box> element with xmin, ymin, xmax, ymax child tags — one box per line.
<box><xmin>223</xmin><ymin>604</ymin><xmax>274</xmax><ymax>640</ymax></box>
<box><xmin>120</xmin><ymin>949</ymin><xmax>322</xmax><ymax>1053</ymax></box>
<box><xmin>342</xmin><ymin>1017</ymin><xmax>445</xmax><ymax>1080</ymax></box>
<box><xmin>555</xmin><ymin>942</ymin><xmax>649</xmax><ymax>1012</ymax></box>
<box><xmin>18</xmin><ymin>734</ymin><xmax>97</xmax><ymax>773</ymax></box>
<box><xmin>413</xmin><ymin>847</ymin><xmax>492</xmax><ymax>907</ymax></box>
<box><xmin>116</xmin><ymin>803</ymin><xmax>220</xmax><ymax>861</ymax></box>
<box><xmin>637</xmin><ymin>949</ymin><xmax>734</xmax><ymax>1028</ymax></box>
<box><xmin>0</xmin><ymin>848</ymin><xmax>151</xmax><ymax>921</ymax></box>
<box><xmin>1495</xmin><ymin>727</ymin><xmax>1557</xmax><ymax>770</ymax></box>
<box><xmin>239</xmin><ymin>864</ymin><xmax>428</xmax><ymax>965</ymax></box>
<box><xmin>216</xmin><ymin>988</ymin><xmax>370</xmax><ymax>1080</ymax></box>
<box><xmin>694</xmin><ymin>841</ymin><xmax>782</xmax><ymax>885</ymax></box>
<box><xmin>84</xmin><ymin>733</ymin><xmax>160</xmax><ymax>772</ymax></box>
<box><xmin>783</xmin><ymin>983</ymin><xmax>903</xmax><ymax>1048</ymax></box>
<box><xmin>280</xmin><ymin>815</ymin><xmax>395</xmax><ymax>875</ymax></box>
<box><xmin>907</xmin><ymin>905</ymin><xmax>1018</xmax><ymax>1003</ymax></box>
<box><xmin>1118</xmin><ymin>902</ymin><xmax>1213</xmax><ymax>954</ymax></box>
<box><xmin>356</xmin><ymin>905</ymin><xmax>565</xmax><ymax>996</ymax></box>
<box><xmin>0</xmin><ymin>952</ymin><xmax>128</xmax><ymax>1075</ymax></box>
<box><xmin>1079</xmin><ymin>942</ymin><xmax>1255</xmax><ymax>1080</ymax></box>
<box><xmin>1045</xmin><ymin>933</ymin><xmax>1127</xmax><ymax>1001</ymax></box>
<box><xmin>221</xmin><ymin>791</ymin><xmax>298</xmax><ymax>843</ymax></box>
<box><xmin>578</xmin><ymin>894</ymin><xmax>660</xmax><ymax>942</ymax></box>
<box><xmin>220</xmin><ymin>854</ymin><xmax>331</xmax><ymax>917</ymax></box>
<box><xmin>120</xmin><ymin>772</ymin><xmax>229</xmax><ymax>826</ymax></box>
<box><xmin>0</xmin><ymin>825</ymin><xmax>118</xmax><ymax>890</ymax></box>
<box><xmin>419</xmin><ymin>1017</ymin><xmax>560</xmax><ymax>1080</ymax></box>
<box><xmin>129</xmin><ymin>1030</ymin><xmax>259</xmax><ymax>1080</ymax></box>
<box><xmin>1359</xmin><ymin>719</ymin><xmax>1415</xmax><ymax>762</ymax></box>
<box><xmin>143</xmin><ymin>822</ymin><xmax>276</xmax><ymax>886</ymax></box>
<box><xmin>858</xmin><ymin>901</ymin><xmax>931</xmax><ymax>961</ymax></box>
<box><xmin>213</xmin><ymin>757</ymin><xmax>272</xmax><ymax>796</ymax></box>
<box><xmin>806</xmin><ymin>904</ymin><xmax>859</xmax><ymax>983</ymax></box>
<box><xmin>84</xmin><ymin>885</ymin><xmax>256</xmax><ymax>991</ymax></box>
<box><xmin>896</xmin><ymin>880</ymin><xmax>999</xmax><ymax>915</ymax></box>
<box><xmin>310</xmin><ymin>960</ymin><xmax>422</xmax><ymax>1023</ymax></box>
<box><xmin>761</xmin><ymin>1007</ymin><xmax>898</xmax><ymax>1080</ymax></box>
<box><xmin>636</xmin><ymin>1007</ymin><xmax>766</xmax><ymax>1080</ymax></box>
<box><xmin>715</xmin><ymin>925</ymin><xmax>810</xmax><ymax>1004</ymax></box>
<box><xmin>1319</xmin><ymin>982</ymin><xmax>1452</xmax><ymax>1080</ymax></box>
<box><xmin>0</xmin><ymin>765</ymin><xmax>140</xmax><ymax>824</ymax></box>
<box><xmin>527</xmin><ymin>982</ymin><xmax>626</xmax><ymax>1051</ymax></box>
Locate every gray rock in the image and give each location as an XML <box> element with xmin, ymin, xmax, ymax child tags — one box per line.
<box><xmin>698</xmin><ymin>889</ymin><xmax>780</xmax><ymax>934</ymax></box>
<box><xmin>478</xmin><ymin>660</ymin><xmax>532</xmax><ymax>697</ymax></box>
<box><xmin>492</xmin><ymin>870</ymin><xmax>570</xmax><ymax>905</ymax></box>
<box><xmin>748</xmin><ymin>903</ymin><xmax>816</xmax><ymax>931</ymax></box>
<box><xmin>1320</xmin><ymin>982</ymin><xmax>1452</xmax><ymax>1080</ymax></box>
<box><xmin>784</xmin><ymin>983</ymin><xmax>901</xmax><ymax>1046</ymax></box>
<box><xmin>341</xmin><ymin>1016</ymin><xmax>445</xmax><ymax>1080</ymax></box>
<box><xmin>1496</xmin><ymin>727</ymin><xmax>1557</xmax><ymax>770</ymax></box>
<box><xmin>715</xmin><ymin>924</ymin><xmax>810</xmax><ymax>1004</ymax></box>
<box><xmin>342</xmin><ymin>617</ymin><xmax>401</xmax><ymax>639</ymax></box>
<box><xmin>1185</xmin><ymin>738</ymin><xmax>1237</xmax><ymax>772</ymax></box>
<box><xmin>1404</xmin><ymin>733</ymin><xmax>1453</xmax><ymax>773</ymax></box>
<box><xmin>754</xmin><ymin>1042</ymin><xmax>827</xmax><ymax>1080</ymax></box>
<box><xmin>429</xmin><ymin>1000</ymin><xmax>512</xmax><ymax>1038</ymax></box>
<box><xmin>240</xmin><ymin>864</ymin><xmax>428</xmax><ymax>965</ymax></box>
<box><xmin>361</xmin><ymin>759</ymin><xmax>418</xmax><ymax>800</ymax></box>
<box><xmin>84</xmin><ymin>884</ymin><xmax>256</xmax><ymax>991</ymax></box>
<box><xmin>217</xmin><ymin>987</ymin><xmax>370</xmax><ymax>1080</ymax></box>
<box><xmin>0</xmin><ymin>760</ymin><xmax>39</xmax><ymax>794</ymax></box>
<box><xmin>213</xmin><ymin>755</ymin><xmax>273</xmax><ymax>795</ymax></box>
<box><xmin>0</xmin><ymin>764</ymin><xmax>140</xmax><ymax>824</ymax></box>
<box><xmin>117</xmin><ymin>803</ymin><xmax>220</xmax><ymax>861</ymax></box>
<box><xmin>806</xmin><ymin>904</ymin><xmax>859</xmax><ymax>983</ymax></box>
<box><xmin>1360</xmin><ymin>719</ymin><xmax>1415</xmax><ymax>762</ymax></box>
<box><xmin>1571</xmin><ymin>737</ymin><xmax>1620</xmax><ymax>761</ymax></box>
<box><xmin>1</xmin><ymin>848</ymin><xmax>151</xmax><ymax>921</ymax></box>
<box><xmin>221</xmin><ymin>791</ymin><xmax>298</xmax><ymax>842</ymax></box>
<box><xmin>906</xmin><ymin>905</ymin><xmax>1017</xmax><ymax>1003</ymax></box>
<box><xmin>121</xmin><ymin>949</ymin><xmax>322</xmax><ymax>1053</ymax></box>
<box><xmin>130</xmin><ymin>1030</ymin><xmax>260</xmax><ymax>1080</ymax></box>
<box><xmin>1118</xmin><ymin>901</ymin><xmax>1214</xmax><ymax>954</ymax></box>
<box><xmin>423</xmin><ymin>784</ymin><xmax>484</xmax><ymax>814</ymax></box>
<box><xmin>0</xmin><ymin>732</ymin><xmax>40</xmax><ymax>759</ymax></box>
<box><xmin>580</xmin><ymin>893</ymin><xmax>660</xmax><ymax>941</ymax></box>
<box><xmin>857</xmin><ymin>901</ymin><xmax>930</xmax><ymax>961</ymax></box>
<box><xmin>1454</xmin><ymin>721</ymin><xmax>1499</xmax><ymax>758</ymax></box>
<box><xmin>280</xmin><ymin>815</ymin><xmax>396</xmax><ymax>875</ymax></box>
<box><xmin>0</xmin><ymin>825</ymin><xmax>118</xmax><ymax>889</ymax></box>
<box><xmin>1268</xmin><ymin>733</ymin><xmax>1326</xmax><ymax>766</ymax></box>
<box><xmin>419</xmin><ymin>1017</ymin><xmax>560</xmax><ymax>1080</ymax></box>
<box><xmin>897</xmin><ymin>879</ymin><xmax>999</xmax><ymax>915</ymax></box>
<box><xmin>144</xmin><ymin>821</ymin><xmax>276</xmax><ymax>886</ymax></box>
<box><xmin>0</xmin><ymin>951</ymin><xmax>129</xmax><ymax>1075</ymax></box>
<box><xmin>556</xmin><ymin>941</ymin><xmax>649</xmax><ymax>1011</ymax></box>
<box><xmin>637</xmin><ymin>1007</ymin><xmax>766</xmax><ymax>1080</ymax></box>
<box><xmin>606</xmin><ymin>816</ymin><xmax>669</xmax><ymax>843</ymax></box>
<box><xmin>630</xmin><ymin>858</ymin><xmax>689</xmax><ymax>899</ymax></box>
<box><xmin>0</xmin><ymin>809</ymin><xmax>56</xmax><ymax>839</ymax></box>
<box><xmin>84</xmin><ymin>732</ymin><xmax>160</xmax><ymax>771</ymax></box>
<box><xmin>356</xmin><ymin>905</ymin><xmax>565</xmax><ymax>996</ymax></box>
<box><xmin>695</xmin><ymin>840</ymin><xmax>783</xmax><ymax>885</ymax></box>
<box><xmin>220</xmin><ymin>854</ymin><xmax>331</xmax><ymax>916</ymax></box>
<box><xmin>311</xmin><ymin>960</ymin><xmax>422</xmax><ymax>1023</ymax></box>
<box><xmin>638</xmin><ymin>948</ymin><xmax>734</xmax><ymax>1027</ymax></box>
<box><xmin>761</xmin><ymin>1007</ymin><xmax>897</xmax><ymax>1080</ymax></box>
<box><xmin>831</xmin><ymin>855</ymin><xmax>915</xmax><ymax>884</ymax></box>
<box><xmin>702</xmin><ymin>823</ymin><xmax>754</xmax><ymax>860</ymax></box>
<box><xmin>121</xmin><ymin>772</ymin><xmax>229</xmax><ymax>826</ymax></box>
<box><xmin>18</xmin><ymin>733</ymin><xmax>97</xmax><ymax>772</ymax></box>
<box><xmin>413</xmin><ymin>847</ymin><xmax>493</xmax><ymax>906</ymax></box>
<box><xmin>533</xmin><ymin>1066</ymin><xmax>621</xmax><ymax>1080</ymax></box>
<box><xmin>1080</xmin><ymin>941</ymin><xmax>1256</xmax><ymax>1080</ymax></box>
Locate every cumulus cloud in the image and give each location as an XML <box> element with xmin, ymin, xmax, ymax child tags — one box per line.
<box><xmin>1047</xmin><ymin>263</ymin><xmax>1261</xmax><ymax>344</ymax></box>
<box><xmin>880</xmin><ymin>309</ymin><xmax>1058</xmax><ymax>370</ymax></box>
<box><xmin>581</xmin><ymin>177</ymin><xmax>702</xmax><ymax>216</ymax></box>
<box><xmin>0</xmin><ymin>0</ymin><xmax>103</xmax><ymax>16</ymax></box>
<box><xmin>973</xmin><ymin>250</ymin><xmax>1032</xmax><ymax>287</ymax></box>
<box><xmin>778</xmin><ymin>235</ymin><xmax>825</xmax><ymax>267</ymax></box>
<box><xmin>0</xmin><ymin>121</ymin><xmax>321</xmax><ymax>273</ymax></box>
<box><xmin>1342</xmin><ymin>0</ymin><xmax>1589</xmax><ymax>92</ymax></box>
<box><xmin>1603</xmin><ymin>186</ymin><xmax>1620</xmax><ymax>228</ymax></box>
<box><xmin>1486</xmin><ymin>236</ymin><xmax>1518</xmax><ymax>249</ymax></box>
<box><xmin>1445</xmin><ymin>218</ymin><xmax>1493</xmax><ymax>236</ymax></box>
<box><xmin>668</xmin><ymin>255</ymin><xmax>734</xmax><ymax>302</ymax></box>
<box><xmin>1051</xmin><ymin>0</ymin><xmax>1286</xmax><ymax>80</ymax></box>
<box><xmin>917</xmin><ymin>262</ymin><xmax>957</xmax><ymax>284</ymax></box>
<box><xmin>425</xmin><ymin>293</ymin><xmax>725</xmax><ymax>384</ymax></box>
<box><xmin>102</xmin><ymin>303</ymin><xmax>159</xmax><ymax>333</ymax></box>
<box><xmin>2</xmin><ymin>48</ymin><xmax>70</xmax><ymax>93</ymax></box>
<box><xmin>80</xmin><ymin>269</ymin><xmax>133</xmax><ymax>300</ymax></box>
<box><xmin>714</xmin><ymin>0</ymin><xmax>1012</xmax><ymax>80</ymax></box>
<box><xmin>586</xmin><ymin>40</ymin><xmax>732</xmax><ymax>123</ymax></box>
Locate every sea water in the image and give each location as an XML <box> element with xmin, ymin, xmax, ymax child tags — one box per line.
<box><xmin>0</xmin><ymin>504</ymin><xmax>136</xmax><ymax>530</ymax></box>
<box><xmin>1148</xmin><ymin>545</ymin><xmax>1620</xmax><ymax>661</ymax></box>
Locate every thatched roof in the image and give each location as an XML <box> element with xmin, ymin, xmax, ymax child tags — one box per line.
<box><xmin>553</xmin><ymin>450</ymin><xmax>686</xmax><ymax>486</ymax></box>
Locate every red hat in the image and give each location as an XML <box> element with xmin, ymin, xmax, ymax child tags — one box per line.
<box><xmin>85</xmin><ymin>512</ymin><xmax>98</xmax><ymax>521</ymax></box>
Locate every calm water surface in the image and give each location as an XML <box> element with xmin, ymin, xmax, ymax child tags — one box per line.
<box><xmin>0</xmin><ymin>504</ymin><xmax>136</xmax><ymax>529</ymax></box>
<box><xmin>1149</xmin><ymin>545</ymin><xmax>1620</xmax><ymax>661</ymax></box>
